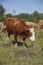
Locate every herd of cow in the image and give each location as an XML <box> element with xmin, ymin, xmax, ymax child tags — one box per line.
<box><xmin>0</xmin><ymin>18</ymin><xmax>43</xmax><ymax>47</ymax></box>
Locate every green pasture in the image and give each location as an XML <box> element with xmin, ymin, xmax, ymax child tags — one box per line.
<box><xmin>0</xmin><ymin>30</ymin><xmax>43</xmax><ymax>65</ymax></box>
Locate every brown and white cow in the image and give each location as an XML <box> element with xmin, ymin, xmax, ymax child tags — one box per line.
<box><xmin>1</xmin><ymin>18</ymin><xmax>35</xmax><ymax>47</ymax></box>
<box><xmin>25</xmin><ymin>21</ymin><xmax>37</xmax><ymax>29</ymax></box>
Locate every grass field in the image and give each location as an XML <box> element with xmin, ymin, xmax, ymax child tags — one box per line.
<box><xmin>0</xmin><ymin>30</ymin><xmax>43</xmax><ymax>65</ymax></box>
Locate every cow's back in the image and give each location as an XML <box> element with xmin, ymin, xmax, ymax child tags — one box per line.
<box><xmin>4</xmin><ymin>18</ymin><xmax>28</xmax><ymax>34</ymax></box>
<box><xmin>4</xmin><ymin>18</ymin><xmax>20</xmax><ymax>33</ymax></box>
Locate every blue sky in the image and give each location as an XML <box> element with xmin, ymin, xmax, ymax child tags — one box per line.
<box><xmin>0</xmin><ymin>0</ymin><xmax>43</xmax><ymax>15</ymax></box>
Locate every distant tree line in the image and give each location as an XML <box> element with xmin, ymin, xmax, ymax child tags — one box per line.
<box><xmin>0</xmin><ymin>4</ymin><xmax>43</xmax><ymax>23</ymax></box>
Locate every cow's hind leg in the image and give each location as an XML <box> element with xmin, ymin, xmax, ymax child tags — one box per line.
<box><xmin>6</xmin><ymin>32</ymin><xmax>10</xmax><ymax>40</ymax></box>
<box><xmin>7</xmin><ymin>32</ymin><xmax>10</xmax><ymax>39</ymax></box>
<box><xmin>4</xmin><ymin>30</ymin><xmax>10</xmax><ymax>40</ymax></box>
<box><xmin>14</xmin><ymin>34</ymin><xmax>18</xmax><ymax>48</ymax></box>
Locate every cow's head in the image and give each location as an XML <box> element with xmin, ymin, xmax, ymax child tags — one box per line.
<box><xmin>27</xmin><ymin>27</ymin><xmax>35</xmax><ymax>42</ymax></box>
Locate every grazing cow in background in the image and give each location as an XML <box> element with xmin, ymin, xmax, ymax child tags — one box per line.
<box><xmin>25</xmin><ymin>21</ymin><xmax>37</xmax><ymax>29</ymax></box>
<box><xmin>1</xmin><ymin>18</ymin><xmax>35</xmax><ymax>47</ymax></box>
<box><xmin>38</xmin><ymin>20</ymin><xmax>43</xmax><ymax>30</ymax></box>
<box><xmin>0</xmin><ymin>22</ymin><xmax>4</xmax><ymax>39</ymax></box>
<box><xmin>0</xmin><ymin>22</ymin><xmax>4</xmax><ymax>31</ymax></box>
<box><xmin>37</xmin><ymin>20</ymin><xmax>43</xmax><ymax>37</ymax></box>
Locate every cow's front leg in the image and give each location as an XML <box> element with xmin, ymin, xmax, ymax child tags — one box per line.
<box><xmin>21</xmin><ymin>36</ymin><xmax>26</xmax><ymax>47</ymax></box>
<box><xmin>22</xmin><ymin>36</ymin><xmax>28</xmax><ymax>48</ymax></box>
